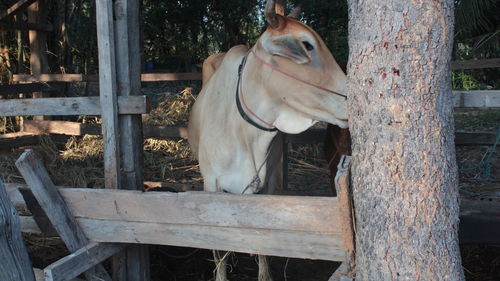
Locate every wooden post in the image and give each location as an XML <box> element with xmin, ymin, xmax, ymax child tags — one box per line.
<box><xmin>0</xmin><ymin>179</ymin><xmax>36</xmax><ymax>281</ymax></box>
<box><xmin>15</xmin><ymin>149</ymin><xmax>112</xmax><ymax>281</ymax></box>
<box><xmin>329</xmin><ymin>156</ymin><xmax>355</xmax><ymax>281</ymax></box>
<box><xmin>96</xmin><ymin>0</ymin><xmax>121</xmax><ymax>189</ymax></box>
<box><xmin>27</xmin><ymin>0</ymin><xmax>49</xmax><ymax>120</ymax></box>
<box><xmin>96</xmin><ymin>0</ymin><xmax>150</xmax><ymax>279</ymax></box>
<box><xmin>113</xmin><ymin>0</ymin><xmax>150</xmax><ymax>280</ymax></box>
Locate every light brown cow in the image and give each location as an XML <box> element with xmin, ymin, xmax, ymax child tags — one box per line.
<box><xmin>188</xmin><ymin>1</ymin><xmax>348</xmax><ymax>280</ymax></box>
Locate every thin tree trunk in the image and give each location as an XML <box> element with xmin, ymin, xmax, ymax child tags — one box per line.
<box><xmin>347</xmin><ymin>0</ymin><xmax>464</xmax><ymax>280</ymax></box>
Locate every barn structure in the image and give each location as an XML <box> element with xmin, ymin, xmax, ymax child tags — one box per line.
<box><xmin>0</xmin><ymin>0</ymin><xmax>499</xmax><ymax>281</ymax></box>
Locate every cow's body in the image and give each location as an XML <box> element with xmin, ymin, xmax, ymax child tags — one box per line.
<box><xmin>189</xmin><ymin>45</ymin><xmax>284</xmax><ymax>194</ymax></box>
<box><xmin>188</xmin><ymin>1</ymin><xmax>348</xmax><ymax>280</ymax></box>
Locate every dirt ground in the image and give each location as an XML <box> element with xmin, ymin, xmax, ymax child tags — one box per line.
<box><xmin>1</xmin><ymin>84</ymin><xmax>499</xmax><ymax>280</ymax></box>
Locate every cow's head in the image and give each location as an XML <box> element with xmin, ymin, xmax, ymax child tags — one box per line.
<box><xmin>251</xmin><ymin>0</ymin><xmax>348</xmax><ymax>133</ymax></box>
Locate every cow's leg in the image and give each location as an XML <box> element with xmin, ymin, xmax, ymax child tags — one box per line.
<box><xmin>213</xmin><ymin>250</ymin><xmax>229</xmax><ymax>281</ymax></box>
<box><xmin>258</xmin><ymin>255</ymin><xmax>273</xmax><ymax>281</ymax></box>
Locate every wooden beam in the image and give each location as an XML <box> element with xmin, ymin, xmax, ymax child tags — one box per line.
<box><xmin>61</xmin><ymin>188</ymin><xmax>343</xmax><ymax>261</ymax></box>
<box><xmin>0</xmin><ymin>0</ymin><xmax>37</xmax><ymax>21</ymax></box>
<box><xmin>96</xmin><ymin>0</ymin><xmax>120</xmax><ymax>190</ymax></box>
<box><xmin>459</xmin><ymin>198</ymin><xmax>500</xmax><ymax>244</ymax></box>
<box><xmin>18</xmin><ymin>188</ymin><xmax>59</xmax><ymax>237</ymax></box>
<box><xmin>0</xmin><ymin>180</ymin><xmax>36</xmax><ymax>281</ymax></box>
<box><xmin>21</xmin><ymin>120</ymin><xmax>499</xmax><ymax>147</ymax></box>
<box><xmin>27</xmin><ymin>0</ymin><xmax>49</xmax><ymax>121</ymax></box>
<box><xmin>0</xmin><ymin>96</ymin><xmax>149</xmax><ymax>116</ymax></box>
<box><xmin>15</xmin><ymin>150</ymin><xmax>112</xmax><ymax>281</ymax></box>
<box><xmin>453</xmin><ymin>90</ymin><xmax>500</xmax><ymax>108</ymax></box>
<box><xmin>0</xmin><ymin>83</ymin><xmax>61</xmax><ymax>95</ymax></box>
<box><xmin>141</xmin><ymin>72</ymin><xmax>202</xmax><ymax>81</ymax></box>
<box><xmin>13</xmin><ymin>73</ymin><xmax>202</xmax><ymax>82</ymax></box>
<box><xmin>44</xmin><ymin>242</ymin><xmax>125</xmax><ymax>281</ymax></box>
<box><xmin>451</xmin><ymin>58</ymin><xmax>500</xmax><ymax>70</ymax></box>
<box><xmin>79</xmin><ymin>219</ymin><xmax>343</xmax><ymax>261</ymax></box>
<box><xmin>7</xmin><ymin>182</ymin><xmax>500</xmax><ymax>246</ymax></box>
<box><xmin>455</xmin><ymin>130</ymin><xmax>498</xmax><ymax>146</ymax></box>
<box><xmin>13</xmin><ymin>74</ymin><xmax>99</xmax><ymax>82</ymax></box>
<box><xmin>0</xmin><ymin>132</ymin><xmax>39</xmax><ymax>149</ymax></box>
<box><xmin>113</xmin><ymin>0</ymin><xmax>150</xmax><ymax>278</ymax></box>
<box><xmin>23</xmin><ymin>120</ymin><xmax>101</xmax><ymax>135</ymax></box>
<box><xmin>0</xmin><ymin>21</ymin><xmax>53</xmax><ymax>32</ymax></box>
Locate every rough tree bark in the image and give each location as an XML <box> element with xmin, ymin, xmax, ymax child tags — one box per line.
<box><xmin>347</xmin><ymin>0</ymin><xmax>464</xmax><ymax>280</ymax></box>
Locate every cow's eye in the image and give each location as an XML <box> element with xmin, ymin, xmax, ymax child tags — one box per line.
<box><xmin>302</xmin><ymin>41</ymin><xmax>314</xmax><ymax>51</ymax></box>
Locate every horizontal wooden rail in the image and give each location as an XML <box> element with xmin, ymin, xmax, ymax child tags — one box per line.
<box><xmin>453</xmin><ymin>90</ymin><xmax>500</xmax><ymax>108</ymax></box>
<box><xmin>0</xmin><ymin>21</ymin><xmax>53</xmax><ymax>32</ymax></box>
<box><xmin>0</xmin><ymin>96</ymin><xmax>149</xmax><ymax>116</ymax></box>
<box><xmin>9</xmin><ymin>184</ymin><xmax>344</xmax><ymax>261</ymax></box>
<box><xmin>13</xmin><ymin>73</ymin><xmax>203</xmax><ymax>82</ymax></box>
<box><xmin>0</xmin><ymin>83</ymin><xmax>61</xmax><ymax>95</ymax></box>
<box><xmin>20</xmin><ymin>120</ymin><xmax>498</xmax><ymax>146</ymax></box>
<box><xmin>0</xmin><ymin>0</ymin><xmax>37</xmax><ymax>21</ymax></box>
<box><xmin>6</xmin><ymin>183</ymin><xmax>500</xmax><ymax>245</ymax></box>
<box><xmin>451</xmin><ymin>58</ymin><xmax>500</xmax><ymax>70</ymax></box>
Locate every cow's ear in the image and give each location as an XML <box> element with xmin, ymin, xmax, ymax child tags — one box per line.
<box><xmin>262</xmin><ymin>35</ymin><xmax>311</xmax><ymax>64</ymax></box>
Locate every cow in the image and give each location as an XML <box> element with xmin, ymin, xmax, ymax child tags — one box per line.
<box><xmin>187</xmin><ymin>1</ymin><xmax>348</xmax><ymax>280</ymax></box>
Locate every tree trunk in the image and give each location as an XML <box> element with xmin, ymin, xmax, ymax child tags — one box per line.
<box><xmin>347</xmin><ymin>1</ymin><xmax>464</xmax><ymax>280</ymax></box>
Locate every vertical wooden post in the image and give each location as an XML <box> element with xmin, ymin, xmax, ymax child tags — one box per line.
<box><xmin>96</xmin><ymin>0</ymin><xmax>121</xmax><ymax>189</ymax></box>
<box><xmin>27</xmin><ymin>0</ymin><xmax>49</xmax><ymax>121</ymax></box>
<box><xmin>114</xmin><ymin>0</ymin><xmax>150</xmax><ymax>279</ymax></box>
<box><xmin>0</xmin><ymin>179</ymin><xmax>36</xmax><ymax>281</ymax></box>
<box><xmin>96</xmin><ymin>0</ymin><xmax>149</xmax><ymax>279</ymax></box>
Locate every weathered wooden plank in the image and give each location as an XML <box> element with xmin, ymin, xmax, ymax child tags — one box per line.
<box><xmin>78</xmin><ymin>218</ymin><xmax>344</xmax><ymax>261</ymax></box>
<box><xmin>44</xmin><ymin>242</ymin><xmax>125</xmax><ymax>281</ymax></box>
<box><xmin>451</xmin><ymin>58</ymin><xmax>500</xmax><ymax>70</ymax></box>
<box><xmin>13</xmin><ymin>73</ymin><xmax>203</xmax><ymax>82</ymax></box>
<box><xmin>61</xmin><ymin>188</ymin><xmax>339</xmax><ymax>233</ymax></box>
<box><xmin>140</xmin><ymin>72</ymin><xmax>202</xmax><ymax>81</ymax></box>
<box><xmin>27</xmin><ymin>0</ymin><xmax>49</xmax><ymax>122</ymax></box>
<box><xmin>15</xmin><ymin>150</ymin><xmax>112</xmax><ymax>281</ymax></box>
<box><xmin>20</xmin><ymin>216</ymin><xmax>42</xmax><ymax>234</ymax></box>
<box><xmin>459</xmin><ymin>198</ymin><xmax>500</xmax><ymax>244</ymax></box>
<box><xmin>13</xmin><ymin>74</ymin><xmax>99</xmax><ymax>82</ymax></box>
<box><xmin>96</xmin><ymin>0</ymin><xmax>120</xmax><ymax>190</ymax></box>
<box><xmin>0</xmin><ymin>132</ymin><xmax>39</xmax><ymax>149</ymax></box>
<box><xmin>33</xmin><ymin>268</ymin><xmax>84</xmax><ymax>281</ymax></box>
<box><xmin>0</xmin><ymin>96</ymin><xmax>149</xmax><ymax>116</ymax></box>
<box><xmin>329</xmin><ymin>156</ymin><xmax>355</xmax><ymax>281</ymax></box>
<box><xmin>113</xmin><ymin>0</ymin><xmax>150</xmax><ymax>279</ymax></box>
<box><xmin>453</xmin><ymin>90</ymin><xmax>500</xmax><ymax>108</ymax></box>
<box><xmin>0</xmin><ymin>179</ymin><xmax>36</xmax><ymax>281</ymax></box>
<box><xmin>23</xmin><ymin>120</ymin><xmax>100</xmax><ymax>135</ymax></box>
<box><xmin>0</xmin><ymin>0</ymin><xmax>37</xmax><ymax>20</ymax></box>
<box><xmin>0</xmin><ymin>21</ymin><xmax>53</xmax><ymax>32</ymax></box>
<box><xmin>19</xmin><ymin>188</ymin><xmax>59</xmax><ymax>237</ymax></box>
<box><xmin>0</xmin><ymin>83</ymin><xmax>60</xmax><ymax>95</ymax></box>
<box><xmin>455</xmin><ymin>130</ymin><xmax>498</xmax><ymax>146</ymax></box>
